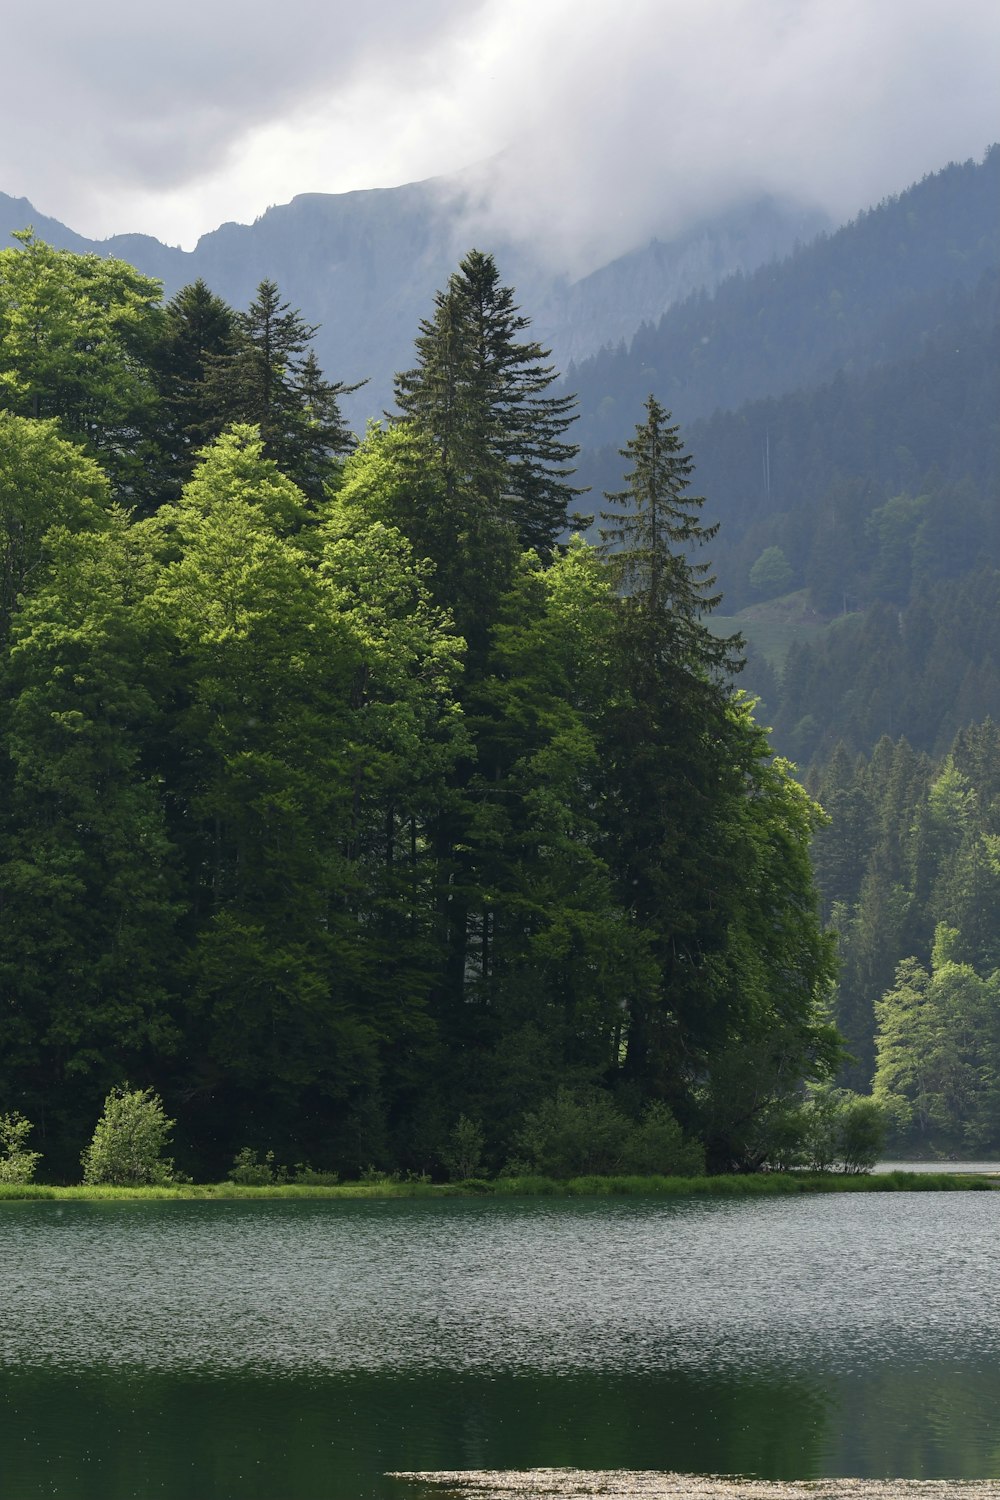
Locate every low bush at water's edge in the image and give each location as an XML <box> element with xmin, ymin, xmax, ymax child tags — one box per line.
<box><xmin>0</xmin><ymin>1170</ymin><xmax>995</xmax><ymax>1201</ymax></box>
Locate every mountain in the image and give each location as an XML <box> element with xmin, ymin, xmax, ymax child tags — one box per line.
<box><xmin>0</xmin><ymin>176</ymin><xmax>828</xmax><ymax>424</ymax></box>
<box><xmin>568</xmin><ymin>147</ymin><xmax>1000</xmax><ymax>451</ymax></box>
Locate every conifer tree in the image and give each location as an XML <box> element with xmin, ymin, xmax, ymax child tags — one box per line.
<box><xmin>394</xmin><ymin>249</ymin><xmax>582</xmax><ymax>557</ymax></box>
<box><xmin>598</xmin><ymin>397</ymin><xmax>745</xmax><ymax>1095</ymax></box>
<box><xmin>208</xmin><ymin>280</ymin><xmax>362</xmax><ymax>498</ymax></box>
<box><xmin>150</xmin><ymin>278</ymin><xmax>237</xmax><ymax>501</ymax></box>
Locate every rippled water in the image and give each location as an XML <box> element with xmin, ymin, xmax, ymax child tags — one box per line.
<box><xmin>1</xmin><ymin>1194</ymin><xmax>998</xmax><ymax>1497</ymax></box>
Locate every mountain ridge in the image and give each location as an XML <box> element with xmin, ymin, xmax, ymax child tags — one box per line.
<box><xmin>0</xmin><ymin>175</ymin><xmax>829</xmax><ymax>423</ymax></box>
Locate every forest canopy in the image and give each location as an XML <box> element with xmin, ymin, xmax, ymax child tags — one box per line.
<box><xmin>0</xmin><ymin>235</ymin><xmax>839</xmax><ymax>1180</ymax></box>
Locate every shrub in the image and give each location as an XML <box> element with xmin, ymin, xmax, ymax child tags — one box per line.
<box><xmin>621</xmin><ymin>1101</ymin><xmax>706</xmax><ymax>1177</ymax></box>
<box><xmin>513</xmin><ymin>1089</ymin><xmax>704</xmax><ymax>1178</ymax></box>
<box><xmin>777</xmin><ymin>1087</ymin><xmax>887</xmax><ymax>1174</ymax></box>
<box><xmin>749</xmin><ymin>545</ymin><xmax>793</xmax><ymax>597</ymax></box>
<box><xmin>440</xmin><ymin>1115</ymin><xmax>486</xmax><ymax>1181</ymax></box>
<box><xmin>227</xmin><ymin>1147</ymin><xmax>289</xmax><ymax>1185</ymax></box>
<box><xmin>81</xmin><ymin>1085</ymin><xmax>176</xmax><ymax>1186</ymax></box>
<box><xmin>514</xmin><ymin>1087</ymin><xmax>633</xmax><ymax>1177</ymax></box>
<box><xmin>293</xmin><ymin>1165</ymin><xmax>340</xmax><ymax>1186</ymax></box>
<box><xmin>0</xmin><ymin>1111</ymin><xmax>42</xmax><ymax>1184</ymax></box>
<box><xmin>838</xmin><ymin>1096</ymin><xmax>886</xmax><ymax>1173</ymax></box>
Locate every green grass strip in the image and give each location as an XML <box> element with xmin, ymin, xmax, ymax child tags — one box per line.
<box><xmin>0</xmin><ymin>1170</ymin><xmax>995</xmax><ymax>1202</ymax></box>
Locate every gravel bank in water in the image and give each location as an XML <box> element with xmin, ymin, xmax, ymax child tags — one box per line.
<box><xmin>390</xmin><ymin>1472</ymin><xmax>1000</xmax><ymax>1499</ymax></box>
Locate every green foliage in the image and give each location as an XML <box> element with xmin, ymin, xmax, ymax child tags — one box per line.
<box><xmin>440</xmin><ymin>1116</ymin><xmax>486</xmax><ymax>1181</ymax></box>
<box><xmin>0</xmin><ymin>1111</ymin><xmax>42</xmax><ymax>1183</ymax></box>
<box><xmin>0</xmin><ymin>231</ymin><xmax>842</xmax><ymax>1178</ymax></box>
<box><xmin>619</xmin><ymin>1102</ymin><xmax>706</xmax><ymax>1176</ymax></box>
<box><xmin>749</xmin><ymin>545</ymin><xmax>793</xmax><ymax>597</ymax></box>
<box><xmin>836</xmin><ymin>1096</ymin><xmax>887</xmax><ymax>1172</ymax></box>
<box><xmin>148</xmin><ymin>278</ymin><xmax>238</xmax><ymax>503</ymax></box>
<box><xmin>514</xmin><ymin>1088</ymin><xmax>703</xmax><ymax>1178</ymax></box>
<box><xmin>513</xmin><ymin>1089</ymin><xmax>633</xmax><ymax>1177</ymax></box>
<box><xmin>800</xmin><ymin>1087</ymin><xmax>886</xmax><ymax>1173</ymax></box>
<box><xmin>0</xmin><ymin>230</ymin><xmax>162</xmax><ymax>499</ymax></box>
<box><xmin>394</xmin><ymin>248</ymin><xmax>581</xmax><ymax>558</ymax></box>
<box><xmin>204</xmin><ymin>279</ymin><xmax>359</xmax><ymax>498</ymax></box>
<box><xmin>227</xmin><ymin>1148</ymin><xmax>288</xmax><ymax>1185</ymax></box>
<box><xmin>0</xmin><ymin>413</ymin><xmax>111</xmax><ymax>641</ymax></box>
<box><xmin>80</xmin><ymin>1086</ymin><xmax>176</xmax><ymax>1186</ymax></box>
<box><xmin>873</xmin><ymin>943</ymin><xmax>1000</xmax><ymax>1151</ymax></box>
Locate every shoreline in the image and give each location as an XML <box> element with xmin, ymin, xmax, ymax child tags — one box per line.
<box><xmin>1</xmin><ymin>1169</ymin><xmax>997</xmax><ymax>1202</ymax></box>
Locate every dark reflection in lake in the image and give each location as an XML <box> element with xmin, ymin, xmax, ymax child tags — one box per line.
<box><xmin>0</xmin><ymin>1195</ymin><xmax>998</xmax><ymax>1497</ymax></box>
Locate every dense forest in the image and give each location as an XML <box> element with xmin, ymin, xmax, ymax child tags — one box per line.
<box><xmin>0</xmin><ymin>233</ymin><xmax>844</xmax><ymax>1182</ymax></box>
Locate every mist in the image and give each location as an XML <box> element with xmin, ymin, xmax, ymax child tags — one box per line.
<box><xmin>2</xmin><ymin>0</ymin><xmax>998</xmax><ymax>269</ymax></box>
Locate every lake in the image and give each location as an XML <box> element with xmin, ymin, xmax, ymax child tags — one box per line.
<box><xmin>0</xmin><ymin>1193</ymin><xmax>998</xmax><ymax>1498</ymax></box>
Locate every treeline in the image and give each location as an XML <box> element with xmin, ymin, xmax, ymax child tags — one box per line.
<box><xmin>811</xmin><ymin>721</ymin><xmax>1000</xmax><ymax>1149</ymax></box>
<box><xmin>0</xmin><ymin>236</ymin><xmax>837</xmax><ymax>1180</ymax></box>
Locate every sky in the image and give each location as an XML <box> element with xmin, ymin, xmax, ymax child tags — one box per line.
<box><xmin>3</xmin><ymin>0</ymin><xmax>999</xmax><ymax>271</ymax></box>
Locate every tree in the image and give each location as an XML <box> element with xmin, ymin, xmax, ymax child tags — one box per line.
<box><xmin>0</xmin><ymin>1112</ymin><xmax>42</xmax><ymax>1183</ymax></box>
<box><xmin>394</xmin><ymin>248</ymin><xmax>582</xmax><ymax>557</ymax></box>
<box><xmin>598</xmin><ymin>397</ymin><xmax>746</xmax><ymax>1095</ymax></box>
<box><xmin>149</xmin><ymin>279</ymin><xmax>237</xmax><ymax>502</ymax></box>
<box><xmin>81</xmin><ymin>1085</ymin><xmax>176</xmax><ymax>1185</ymax></box>
<box><xmin>0</xmin><ymin>414</ymin><xmax>111</xmax><ymax>643</ymax></box>
<box><xmin>873</xmin><ymin>932</ymin><xmax>1000</xmax><ymax>1150</ymax></box>
<box><xmin>0</xmin><ymin>511</ymin><xmax>182</xmax><ymax>1171</ymax></box>
<box><xmin>145</xmin><ymin>426</ymin><xmax>466</xmax><ymax>1169</ymax></box>
<box><xmin>207</xmin><ymin>280</ymin><xmax>361</xmax><ymax>498</ymax></box>
<box><xmin>0</xmin><ymin>230</ymin><xmax>162</xmax><ymax>499</ymax></box>
<box><xmin>749</xmin><ymin>544</ymin><xmax>793</xmax><ymax>597</ymax></box>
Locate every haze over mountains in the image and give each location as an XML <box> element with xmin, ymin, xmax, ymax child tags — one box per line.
<box><xmin>0</xmin><ymin>172</ymin><xmax>828</xmax><ymax>423</ymax></box>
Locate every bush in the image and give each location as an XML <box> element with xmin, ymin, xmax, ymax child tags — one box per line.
<box><xmin>514</xmin><ymin>1088</ymin><xmax>704</xmax><ymax>1178</ymax></box>
<box><xmin>779</xmin><ymin>1087</ymin><xmax>887</xmax><ymax>1174</ymax></box>
<box><xmin>749</xmin><ymin>545</ymin><xmax>793</xmax><ymax>597</ymax></box>
<box><xmin>0</xmin><ymin>1111</ymin><xmax>42</xmax><ymax>1184</ymax></box>
<box><xmin>514</xmin><ymin>1088</ymin><xmax>632</xmax><ymax>1177</ymax></box>
<box><xmin>81</xmin><ymin>1085</ymin><xmax>176</xmax><ymax>1186</ymax></box>
<box><xmin>293</xmin><ymin>1165</ymin><xmax>340</xmax><ymax>1186</ymax></box>
<box><xmin>621</xmin><ymin>1101</ymin><xmax>706</xmax><ymax>1176</ymax></box>
<box><xmin>440</xmin><ymin>1115</ymin><xmax>486</xmax><ymax>1181</ymax></box>
<box><xmin>838</xmin><ymin>1097</ymin><xmax>886</xmax><ymax>1173</ymax></box>
<box><xmin>227</xmin><ymin>1147</ymin><xmax>288</xmax><ymax>1185</ymax></box>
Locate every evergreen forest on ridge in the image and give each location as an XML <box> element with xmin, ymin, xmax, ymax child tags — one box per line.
<box><xmin>0</xmin><ymin>145</ymin><xmax>998</xmax><ymax>1181</ymax></box>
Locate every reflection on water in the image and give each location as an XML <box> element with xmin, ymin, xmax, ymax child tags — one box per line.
<box><xmin>0</xmin><ymin>1195</ymin><xmax>998</xmax><ymax>1497</ymax></box>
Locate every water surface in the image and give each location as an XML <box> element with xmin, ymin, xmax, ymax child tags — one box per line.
<box><xmin>0</xmin><ymin>1194</ymin><xmax>997</xmax><ymax>1497</ymax></box>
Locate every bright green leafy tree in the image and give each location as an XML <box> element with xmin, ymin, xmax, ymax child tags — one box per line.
<box><xmin>0</xmin><ymin>230</ymin><xmax>162</xmax><ymax>499</ymax></box>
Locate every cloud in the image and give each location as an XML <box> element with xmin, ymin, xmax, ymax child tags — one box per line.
<box><xmin>448</xmin><ymin>0</ymin><xmax>1000</xmax><ymax>273</ymax></box>
<box><xmin>2</xmin><ymin>0</ymin><xmax>998</xmax><ymax>262</ymax></box>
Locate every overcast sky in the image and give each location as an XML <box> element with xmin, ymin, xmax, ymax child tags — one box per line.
<box><xmin>3</xmin><ymin>0</ymin><xmax>999</xmax><ymax>270</ymax></box>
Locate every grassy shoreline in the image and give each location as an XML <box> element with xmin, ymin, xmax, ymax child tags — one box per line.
<box><xmin>0</xmin><ymin>1169</ymin><xmax>996</xmax><ymax>1202</ymax></box>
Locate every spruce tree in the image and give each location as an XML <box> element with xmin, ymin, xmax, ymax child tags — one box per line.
<box><xmin>394</xmin><ymin>249</ymin><xmax>582</xmax><ymax>557</ymax></box>
<box><xmin>599</xmin><ymin>394</ymin><xmax>740</xmax><ymax>674</ymax></box>
<box><xmin>598</xmin><ymin>397</ymin><xmax>744</xmax><ymax>1095</ymax></box>
<box><xmin>150</xmin><ymin>279</ymin><xmax>237</xmax><ymax>503</ymax></box>
<box><xmin>208</xmin><ymin>280</ymin><xmax>362</xmax><ymax>499</ymax></box>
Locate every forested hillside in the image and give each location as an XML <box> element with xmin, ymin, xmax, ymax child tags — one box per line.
<box><xmin>573</xmin><ymin>149</ymin><xmax>999</xmax><ymax>770</ymax></box>
<box><xmin>569</xmin><ymin>148</ymin><xmax>999</xmax><ymax>446</ymax></box>
<box><xmin>0</xmin><ymin>234</ymin><xmax>841</xmax><ymax>1182</ymax></box>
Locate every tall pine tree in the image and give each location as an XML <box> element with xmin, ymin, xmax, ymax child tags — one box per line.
<box><xmin>598</xmin><ymin>397</ymin><xmax>745</xmax><ymax>1095</ymax></box>
<box><xmin>394</xmin><ymin>249</ymin><xmax>582</xmax><ymax>558</ymax></box>
<box><xmin>207</xmin><ymin>280</ymin><xmax>362</xmax><ymax>499</ymax></box>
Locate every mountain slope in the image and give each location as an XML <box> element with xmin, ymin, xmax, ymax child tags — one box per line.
<box><xmin>0</xmin><ymin>178</ymin><xmax>827</xmax><ymax>424</ymax></box>
<box><xmin>567</xmin><ymin>147</ymin><xmax>1000</xmax><ymax>449</ymax></box>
